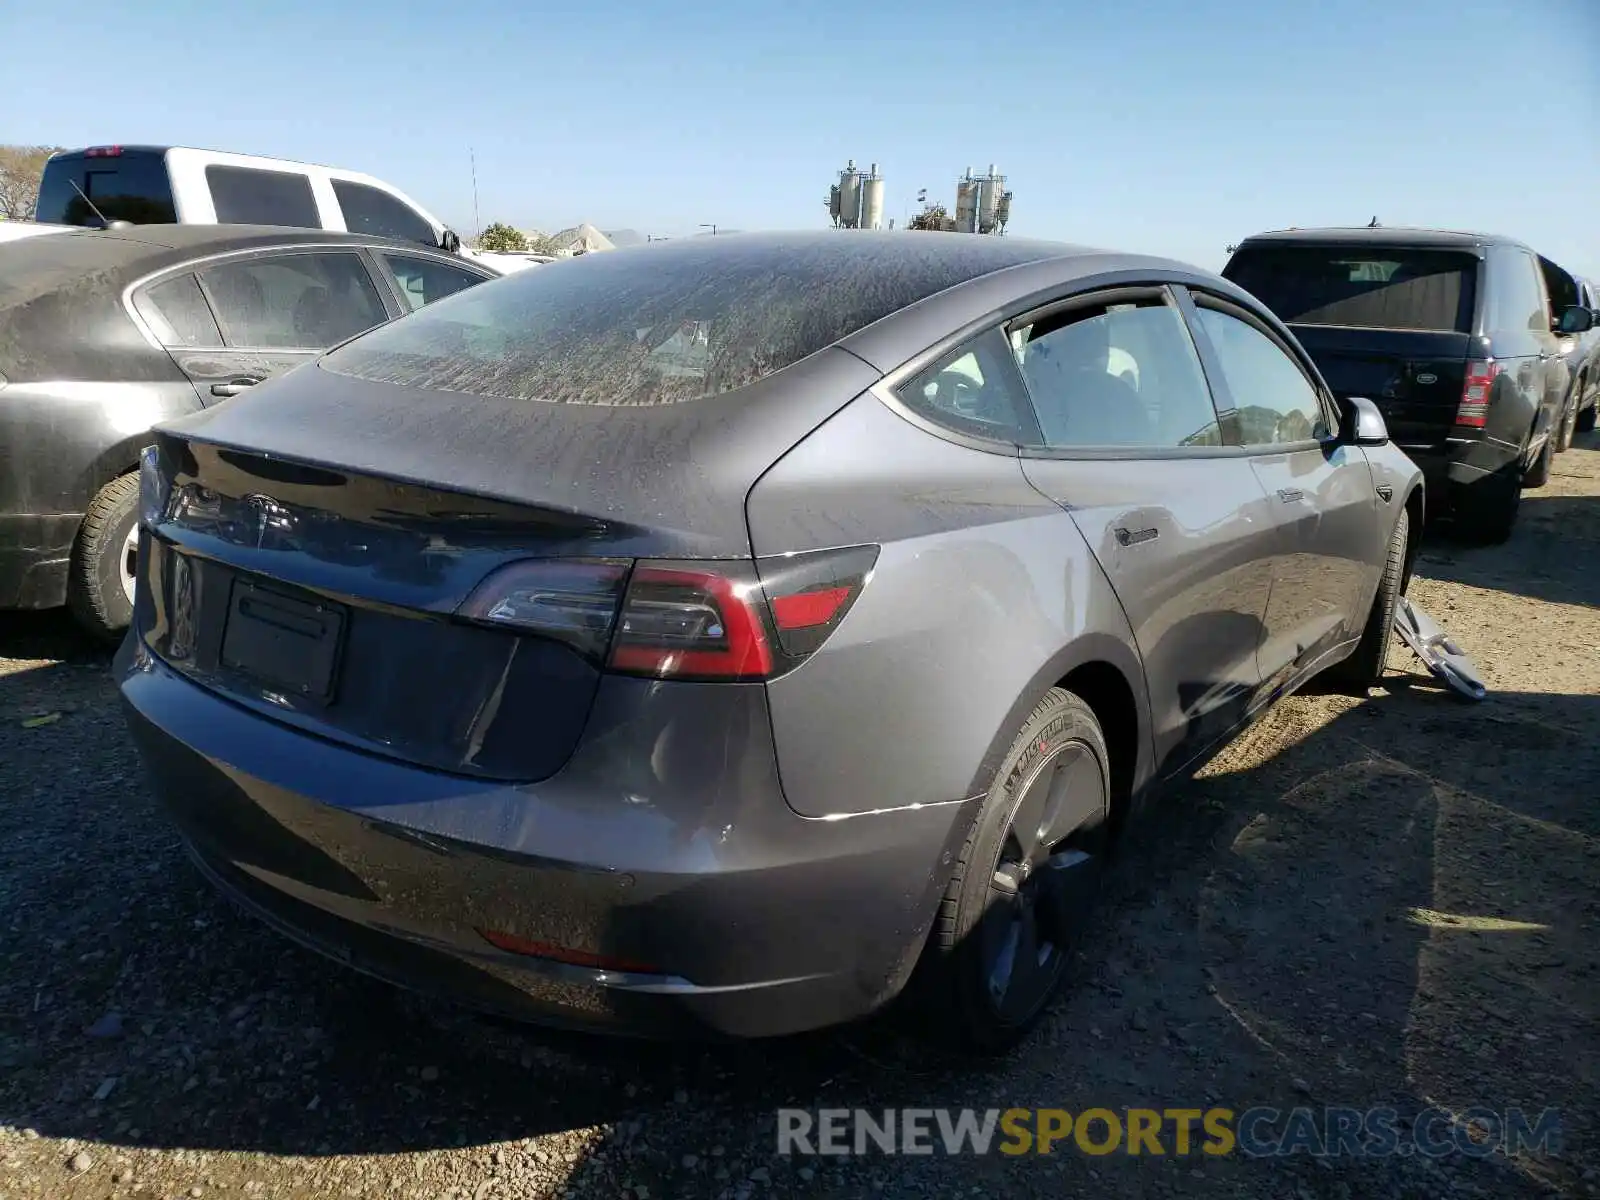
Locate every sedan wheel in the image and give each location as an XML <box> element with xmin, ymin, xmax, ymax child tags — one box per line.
<box><xmin>913</xmin><ymin>687</ymin><xmax>1111</xmax><ymax>1054</ymax></box>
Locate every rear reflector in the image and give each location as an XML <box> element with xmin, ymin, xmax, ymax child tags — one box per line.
<box><xmin>455</xmin><ymin>544</ymin><xmax>879</xmax><ymax>681</ymax></box>
<box><xmin>1457</xmin><ymin>359</ymin><xmax>1502</xmax><ymax>428</ymax></box>
<box><xmin>477</xmin><ymin>929</ymin><xmax>658</xmax><ymax>975</ymax></box>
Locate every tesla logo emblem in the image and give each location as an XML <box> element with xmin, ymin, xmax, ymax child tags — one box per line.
<box><xmin>241</xmin><ymin>493</ymin><xmax>290</xmax><ymax>548</ymax></box>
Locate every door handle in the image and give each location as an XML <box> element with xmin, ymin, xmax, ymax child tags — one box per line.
<box><xmin>211</xmin><ymin>378</ymin><xmax>261</xmax><ymax>398</ymax></box>
<box><xmin>1277</xmin><ymin>487</ymin><xmax>1304</xmax><ymax>503</ymax></box>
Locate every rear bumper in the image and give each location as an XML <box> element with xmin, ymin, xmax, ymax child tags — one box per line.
<box><xmin>1402</xmin><ymin>436</ymin><xmax>1521</xmax><ymax>507</ymax></box>
<box><xmin>116</xmin><ymin>637</ymin><xmax>974</xmax><ymax>1039</ymax></box>
<box><xmin>0</xmin><ymin>513</ymin><xmax>79</xmax><ymax>609</ymax></box>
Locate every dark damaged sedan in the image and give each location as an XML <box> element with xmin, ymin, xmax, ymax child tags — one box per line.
<box><xmin>119</xmin><ymin>232</ymin><xmax>1423</xmax><ymax>1052</ymax></box>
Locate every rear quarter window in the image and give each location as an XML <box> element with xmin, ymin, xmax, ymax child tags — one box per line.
<box><xmin>1224</xmin><ymin>245</ymin><xmax>1478</xmax><ymax>333</ymax></box>
<box><xmin>35</xmin><ymin>153</ymin><xmax>177</xmax><ymax>226</ymax></box>
<box><xmin>322</xmin><ymin>237</ymin><xmax>1055</xmax><ymax>405</ymax></box>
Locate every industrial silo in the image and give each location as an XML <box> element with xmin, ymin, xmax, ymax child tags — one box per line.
<box><xmin>860</xmin><ymin>162</ymin><xmax>885</xmax><ymax>231</ymax></box>
<box><xmin>838</xmin><ymin>160</ymin><xmax>861</xmax><ymax>230</ymax></box>
<box><xmin>954</xmin><ymin>168</ymin><xmax>979</xmax><ymax>233</ymax></box>
<box><xmin>976</xmin><ymin>165</ymin><xmax>1003</xmax><ymax>234</ymax></box>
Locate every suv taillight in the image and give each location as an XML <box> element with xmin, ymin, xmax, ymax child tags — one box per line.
<box><xmin>1457</xmin><ymin>359</ymin><xmax>1503</xmax><ymax>428</ymax></box>
<box><xmin>456</xmin><ymin>545</ymin><xmax>879</xmax><ymax>681</ymax></box>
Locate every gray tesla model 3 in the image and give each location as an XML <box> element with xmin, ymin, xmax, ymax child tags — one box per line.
<box><xmin>117</xmin><ymin>231</ymin><xmax>1421</xmax><ymax>1053</ymax></box>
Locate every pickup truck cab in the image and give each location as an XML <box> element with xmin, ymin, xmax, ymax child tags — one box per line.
<box><xmin>1223</xmin><ymin>228</ymin><xmax>1592</xmax><ymax>542</ymax></box>
<box><xmin>35</xmin><ymin>145</ymin><xmax>462</xmax><ymax>254</ymax></box>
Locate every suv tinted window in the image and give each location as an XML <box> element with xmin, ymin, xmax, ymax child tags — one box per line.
<box><xmin>1011</xmin><ymin>296</ymin><xmax>1223</xmax><ymax>448</ymax></box>
<box><xmin>382</xmin><ymin>253</ymin><xmax>487</xmax><ymax>311</ymax></box>
<box><xmin>35</xmin><ymin>152</ymin><xmax>177</xmax><ymax>226</ymax></box>
<box><xmin>898</xmin><ymin>328</ymin><xmax>1039</xmax><ymax>443</ymax></box>
<box><xmin>323</xmin><ymin>236</ymin><xmax>1054</xmax><ymax>405</ymax></box>
<box><xmin>1485</xmin><ymin>248</ymin><xmax>1547</xmax><ymax>334</ymax></box>
<box><xmin>206</xmin><ymin>166</ymin><xmax>320</xmax><ymax>228</ymax></box>
<box><xmin>133</xmin><ymin>273</ymin><xmax>223</xmax><ymax>348</ymax></box>
<box><xmin>333</xmin><ymin>180</ymin><xmax>436</xmax><ymax>245</ymax></box>
<box><xmin>199</xmin><ymin>252</ymin><xmax>388</xmax><ymax>349</ymax></box>
<box><xmin>1224</xmin><ymin>244</ymin><xmax>1477</xmax><ymax>333</ymax></box>
<box><xmin>1194</xmin><ymin>306</ymin><xmax>1330</xmax><ymax>445</ymax></box>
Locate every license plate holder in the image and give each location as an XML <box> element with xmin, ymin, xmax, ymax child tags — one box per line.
<box><xmin>220</xmin><ymin>581</ymin><xmax>346</xmax><ymax>703</ymax></box>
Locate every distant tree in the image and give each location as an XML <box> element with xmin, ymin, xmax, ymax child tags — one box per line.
<box><xmin>907</xmin><ymin>203</ymin><xmax>952</xmax><ymax>232</ymax></box>
<box><xmin>478</xmin><ymin>222</ymin><xmax>529</xmax><ymax>253</ymax></box>
<box><xmin>0</xmin><ymin>145</ymin><xmax>61</xmax><ymax>220</ymax></box>
<box><xmin>524</xmin><ymin>233</ymin><xmax>562</xmax><ymax>256</ymax></box>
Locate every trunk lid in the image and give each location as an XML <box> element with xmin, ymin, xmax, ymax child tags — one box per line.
<box><xmin>139</xmin><ymin>349</ymin><xmax>879</xmax><ymax>782</ymax></box>
<box><xmin>1289</xmin><ymin>325</ymin><xmax>1472</xmax><ymax>449</ymax></box>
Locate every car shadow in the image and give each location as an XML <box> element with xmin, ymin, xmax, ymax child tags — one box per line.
<box><xmin>0</xmin><ymin>645</ymin><xmax>1594</xmax><ymax>1195</ymax></box>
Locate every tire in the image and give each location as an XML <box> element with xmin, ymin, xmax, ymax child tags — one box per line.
<box><xmin>1579</xmin><ymin>402</ymin><xmax>1597</xmax><ymax>434</ymax></box>
<box><xmin>1325</xmin><ymin>507</ymin><xmax>1408</xmax><ymax>693</ymax></box>
<box><xmin>66</xmin><ymin>472</ymin><xmax>142</xmax><ymax>643</ymax></box>
<box><xmin>1555</xmin><ymin>383</ymin><xmax>1580</xmax><ymax>453</ymax></box>
<box><xmin>911</xmin><ymin>688</ymin><xmax>1113</xmax><ymax>1055</ymax></box>
<box><xmin>1523</xmin><ymin>432</ymin><xmax>1553</xmax><ymax>488</ymax></box>
<box><xmin>1456</xmin><ymin>465</ymin><xmax>1521</xmax><ymax>545</ymax></box>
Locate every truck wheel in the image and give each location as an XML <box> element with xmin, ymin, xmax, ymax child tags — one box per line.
<box><xmin>1555</xmin><ymin>389</ymin><xmax>1577</xmax><ymax>453</ymax></box>
<box><xmin>1579</xmin><ymin>402</ymin><xmax>1597</xmax><ymax>434</ymax></box>
<box><xmin>1457</xmin><ymin>465</ymin><xmax>1521</xmax><ymax>545</ymax></box>
<box><xmin>66</xmin><ymin>472</ymin><xmax>142</xmax><ymax>643</ymax></box>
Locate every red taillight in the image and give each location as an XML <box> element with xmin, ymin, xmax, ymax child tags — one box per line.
<box><xmin>456</xmin><ymin>545</ymin><xmax>879</xmax><ymax>681</ymax></box>
<box><xmin>84</xmin><ymin>145</ymin><xmax>123</xmax><ymax>158</ymax></box>
<box><xmin>1457</xmin><ymin>359</ymin><xmax>1502</xmax><ymax>428</ymax></box>
<box><xmin>608</xmin><ymin>566</ymin><xmax>774</xmax><ymax>681</ymax></box>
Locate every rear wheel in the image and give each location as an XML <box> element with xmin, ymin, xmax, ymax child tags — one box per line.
<box><xmin>1326</xmin><ymin>507</ymin><xmax>1408</xmax><ymax>693</ymax></box>
<box><xmin>1555</xmin><ymin>382</ymin><xmax>1580</xmax><ymax>453</ymax></box>
<box><xmin>912</xmin><ymin>688</ymin><xmax>1112</xmax><ymax>1055</ymax></box>
<box><xmin>66</xmin><ymin>472</ymin><xmax>141</xmax><ymax>643</ymax></box>
<box><xmin>1579</xmin><ymin>401</ymin><xmax>1597</xmax><ymax>434</ymax></box>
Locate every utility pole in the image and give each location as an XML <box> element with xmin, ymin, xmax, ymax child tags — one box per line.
<box><xmin>470</xmin><ymin>147</ymin><xmax>481</xmax><ymax>240</ymax></box>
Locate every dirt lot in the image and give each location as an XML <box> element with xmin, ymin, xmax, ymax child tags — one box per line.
<box><xmin>2</xmin><ymin>435</ymin><xmax>1596</xmax><ymax>1200</ymax></box>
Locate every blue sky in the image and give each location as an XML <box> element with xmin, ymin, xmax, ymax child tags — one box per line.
<box><xmin>4</xmin><ymin>0</ymin><xmax>1597</xmax><ymax>276</ymax></box>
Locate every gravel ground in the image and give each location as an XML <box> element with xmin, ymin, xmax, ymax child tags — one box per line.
<box><xmin>2</xmin><ymin>434</ymin><xmax>1597</xmax><ymax>1200</ymax></box>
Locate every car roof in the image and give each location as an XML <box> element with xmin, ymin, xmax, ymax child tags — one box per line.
<box><xmin>1234</xmin><ymin>226</ymin><xmax>1521</xmax><ymax>253</ymax></box>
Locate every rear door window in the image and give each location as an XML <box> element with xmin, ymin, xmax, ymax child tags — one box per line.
<box><xmin>1010</xmin><ymin>293</ymin><xmax>1224</xmax><ymax>448</ymax></box>
<box><xmin>332</xmin><ymin>180</ymin><xmax>436</xmax><ymax>245</ymax></box>
<box><xmin>35</xmin><ymin>152</ymin><xmax>178</xmax><ymax>225</ymax></box>
<box><xmin>206</xmin><ymin>166</ymin><xmax>320</xmax><ymax>228</ymax></box>
<box><xmin>381</xmin><ymin>253</ymin><xmax>488</xmax><ymax>310</ymax></box>
<box><xmin>198</xmin><ymin>251</ymin><xmax>389</xmax><ymax>349</ymax></box>
<box><xmin>133</xmin><ymin>273</ymin><xmax>224</xmax><ymax>348</ymax></box>
<box><xmin>1224</xmin><ymin>245</ymin><xmax>1478</xmax><ymax>333</ymax></box>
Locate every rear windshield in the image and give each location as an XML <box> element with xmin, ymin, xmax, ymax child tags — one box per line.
<box><xmin>35</xmin><ymin>152</ymin><xmax>177</xmax><ymax>226</ymax></box>
<box><xmin>321</xmin><ymin>236</ymin><xmax>1052</xmax><ymax>405</ymax></box>
<box><xmin>1224</xmin><ymin>244</ymin><xmax>1478</xmax><ymax>333</ymax></box>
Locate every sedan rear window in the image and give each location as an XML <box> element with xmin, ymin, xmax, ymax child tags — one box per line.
<box><xmin>1224</xmin><ymin>245</ymin><xmax>1478</xmax><ymax>333</ymax></box>
<box><xmin>321</xmin><ymin>236</ymin><xmax>1055</xmax><ymax>405</ymax></box>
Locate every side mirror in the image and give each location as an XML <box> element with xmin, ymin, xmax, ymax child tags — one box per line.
<box><xmin>439</xmin><ymin>229</ymin><xmax>462</xmax><ymax>254</ymax></box>
<box><xmin>1339</xmin><ymin>395</ymin><xmax>1389</xmax><ymax>446</ymax></box>
<box><xmin>1557</xmin><ymin>304</ymin><xmax>1594</xmax><ymax>335</ymax></box>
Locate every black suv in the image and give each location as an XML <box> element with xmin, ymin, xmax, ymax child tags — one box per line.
<box><xmin>0</xmin><ymin>224</ymin><xmax>495</xmax><ymax>639</ymax></box>
<box><xmin>1223</xmin><ymin>228</ymin><xmax>1593</xmax><ymax>541</ymax></box>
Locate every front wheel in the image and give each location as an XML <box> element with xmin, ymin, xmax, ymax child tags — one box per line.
<box><xmin>1325</xmin><ymin>507</ymin><xmax>1408</xmax><ymax>693</ymax></box>
<box><xmin>911</xmin><ymin>688</ymin><xmax>1112</xmax><ymax>1055</ymax></box>
<box><xmin>66</xmin><ymin>472</ymin><xmax>141</xmax><ymax>643</ymax></box>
